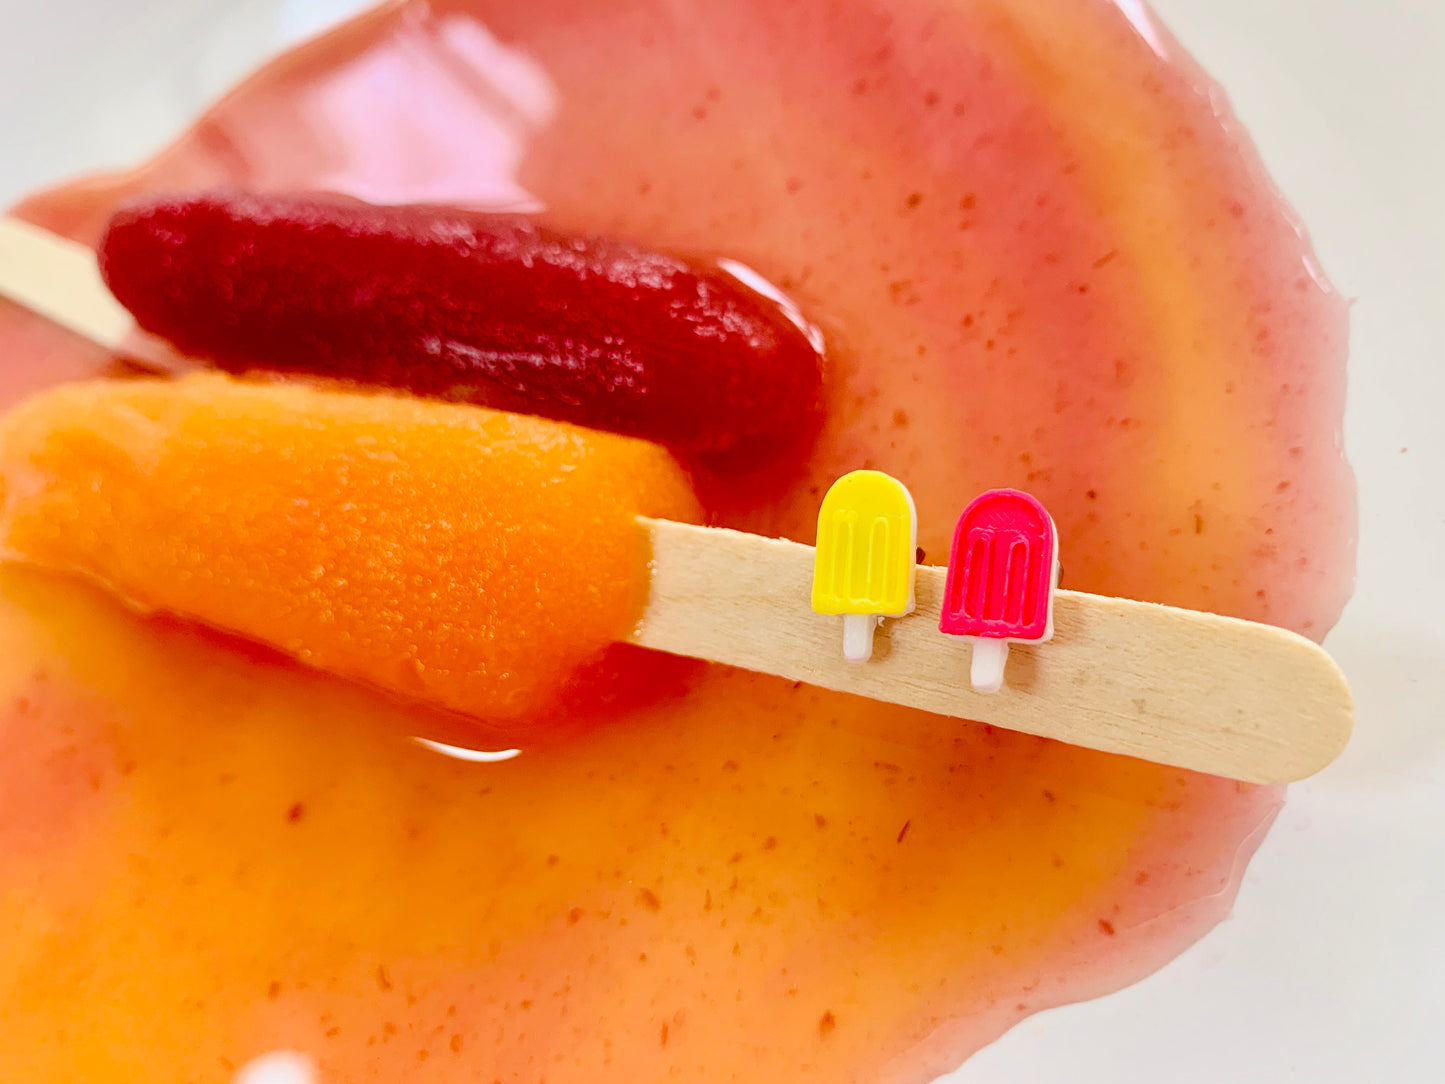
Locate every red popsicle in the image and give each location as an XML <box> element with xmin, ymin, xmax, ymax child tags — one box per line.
<box><xmin>939</xmin><ymin>488</ymin><xmax>1060</xmax><ymax>693</ymax></box>
<box><xmin>98</xmin><ymin>190</ymin><xmax>826</xmax><ymax>468</ymax></box>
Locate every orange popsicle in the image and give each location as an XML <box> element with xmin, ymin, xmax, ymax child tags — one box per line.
<box><xmin>0</xmin><ymin>373</ymin><xmax>700</xmax><ymax>728</ymax></box>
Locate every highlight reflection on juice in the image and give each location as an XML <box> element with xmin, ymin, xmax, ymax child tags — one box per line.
<box><xmin>0</xmin><ymin>0</ymin><xmax>1353</xmax><ymax>1081</ymax></box>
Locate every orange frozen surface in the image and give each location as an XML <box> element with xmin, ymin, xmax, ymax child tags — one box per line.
<box><xmin>0</xmin><ymin>374</ymin><xmax>699</xmax><ymax>728</ymax></box>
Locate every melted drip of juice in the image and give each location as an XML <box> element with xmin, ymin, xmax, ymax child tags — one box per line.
<box><xmin>0</xmin><ymin>1</ymin><xmax>1352</xmax><ymax>1081</ymax></box>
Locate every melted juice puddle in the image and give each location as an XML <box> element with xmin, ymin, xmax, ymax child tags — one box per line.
<box><xmin>0</xmin><ymin>0</ymin><xmax>1352</xmax><ymax>1080</ymax></box>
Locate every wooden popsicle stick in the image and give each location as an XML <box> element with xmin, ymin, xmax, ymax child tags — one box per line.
<box><xmin>631</xmin><ymin>518</ymin><xmax>1353</xmax><ymax>784</ymax></box>
<box><xmin>0</xmin><ymin>216</ymin><xmax>1353</xmax><ymax>782</ymax></box>
<box><xmin>0</xmin><ymin>216</ymin><xmax>185</xmax><ymax>372</ymax></box>
<box><xmin>0</xmin><ymin>216</ymin><xmax>132</xmax><ymax>351</ymax></box>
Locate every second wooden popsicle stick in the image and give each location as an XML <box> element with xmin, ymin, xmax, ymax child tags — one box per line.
<box><xmin>630</xmin><ymin>517</ymin><xmax>1353</xmax><ymax>784</ymax></box>
<box><xmin>0</xmin><ymin>217</ymin><xmax>131</xmax><ymax>349</ymax></box>
<box><xmin>0</xmin><ymin>216</ymin><xmax>185</xmax><ymax>370</ymax></box>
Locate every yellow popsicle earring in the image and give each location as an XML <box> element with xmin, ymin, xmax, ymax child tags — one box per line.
<box><xmin>810</xmin><ymin>470</ymin><xmax>918</xmax><ymax>661</ymax></box>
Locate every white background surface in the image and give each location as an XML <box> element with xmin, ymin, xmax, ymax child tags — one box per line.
<box><xmin>0</xmin><ymin>1</ymin><xmax>1440</xmax><ymax>1081</ymax></box>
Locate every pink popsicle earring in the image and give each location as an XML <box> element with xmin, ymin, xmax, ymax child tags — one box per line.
<box><xmin>939</xmin><ymin>488</ymin><xmax>1060</xmax><ymax>693</ymax></box>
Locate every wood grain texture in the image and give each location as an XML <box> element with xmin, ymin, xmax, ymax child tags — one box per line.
<box><xmin>631</xmin><ymin>518</ymin><xmax>1353</xmax><ymax>784</ymax></box>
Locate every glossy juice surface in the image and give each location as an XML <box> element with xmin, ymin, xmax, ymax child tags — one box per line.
<box><xmin>0</xmin><ymin>1</ymin><xmax>1353</xmax><ymax>1081</ymax></box>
